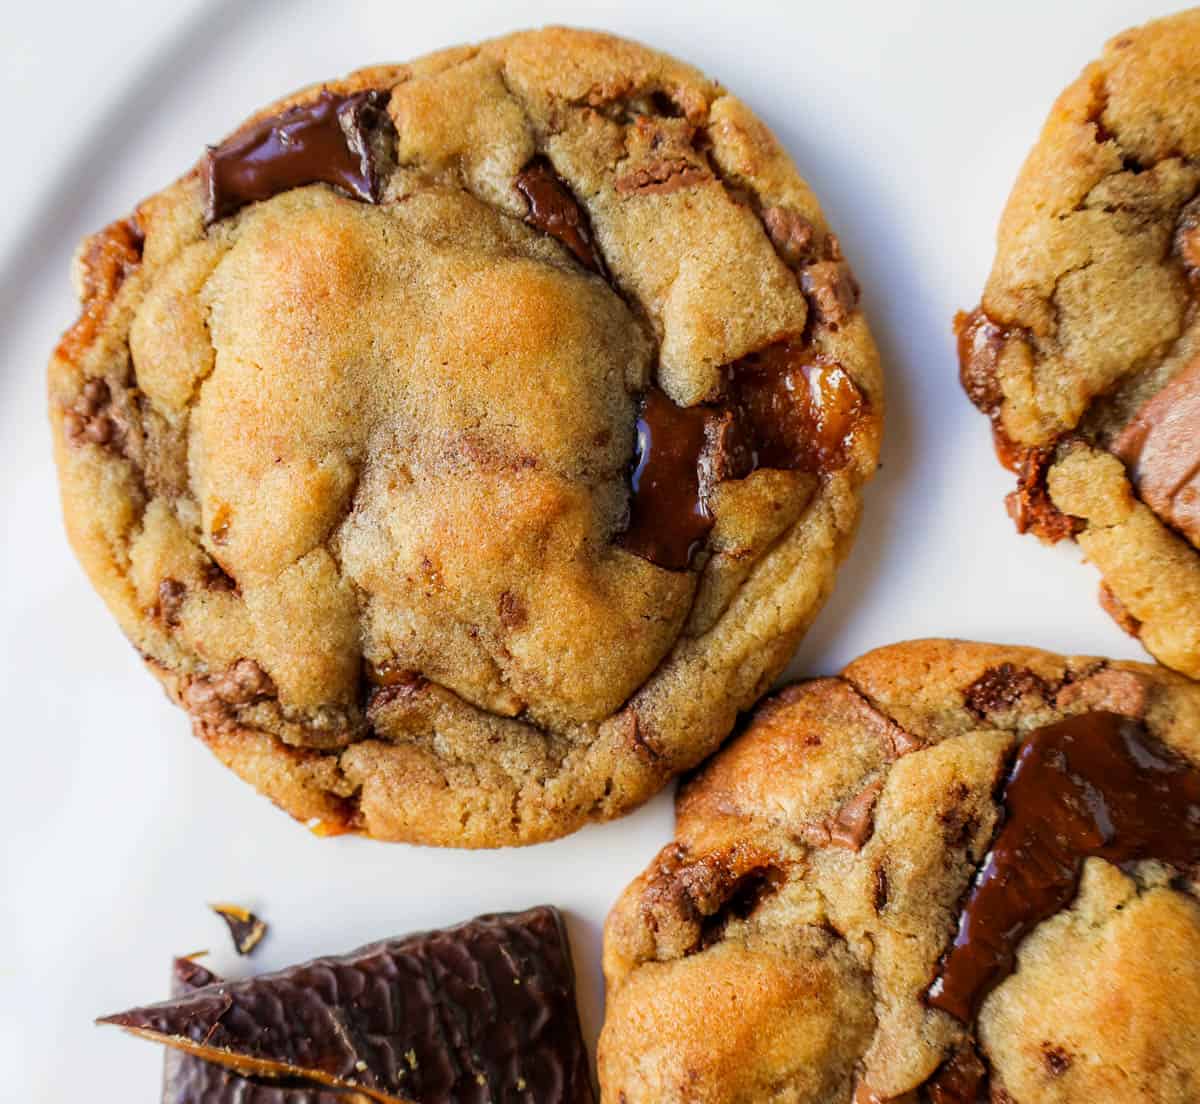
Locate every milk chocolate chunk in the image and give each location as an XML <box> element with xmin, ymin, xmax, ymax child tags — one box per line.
<box><xmin>515</xmin><ymin>158</ymin><xmax>607</xmax><ymax>275</ymax></box>
<box><xmin>211</xmin><ymin>903</ymin><xmax>268</xmax><ymax>956</ymax></box>
<box><xmin>927</xmin><ymin>712</ymin><xmax>1200</xmax><ymax>1024</ymax></box>
<box><xmin>1112</xmin><ymin>356</ymin><xmax>1200</xmax><ymax>548</ymax></box>
<box><xmin>620</xmin><ymin>389</ymin><xmax>714</xmax><ymax>571</ymax></box>
<box><xmin>102</xmin><ymin>907</ymin><xmax>595</xmax><ymax>1104</ymax></box>
<box><xmin>164</xmin><ymin>959</ymin><xmax>352</xmax><ymax>1104</ymax></box>
<box><xmin>204</xmin><ymin>90</ymin><xmax>389</xmax><ymax>224</ymax></box>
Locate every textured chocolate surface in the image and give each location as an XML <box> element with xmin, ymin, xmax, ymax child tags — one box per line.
<box><xmin>204</xmin><ymin>91</ymin><xmax>389</xmax><ymax>224</ymax></box>
<box><xmin>928</xmin><ymin>712</ymin><xmax>1200</xmax><ymax>1023</ymax></box>
<box><xmin>164</xmin><ymin>960</ymin><xmax>351</xmax><ymax>1103</ymax></box>
<box><xmin>105</xmin><ymin>908</ymin><xmax>594</xmax><ymax>1104</ymax></box>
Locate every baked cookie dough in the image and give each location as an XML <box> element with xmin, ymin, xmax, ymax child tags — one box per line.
<box><xmin>959</xmin><ymin>9</ymin><xmax>1200</xmax><ymax>679</ymax></box>
<box><xmin>600</xmin><ymin>639</ymin><xmax>1200</xmax><ymax>1103</ymax></box>
<box><xmin>47</xmin><ymin>28</ymin><xmax>881</xmax><ymax>846</ymax></box>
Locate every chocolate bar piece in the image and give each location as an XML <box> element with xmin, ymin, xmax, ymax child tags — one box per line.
<box><xmin>163</xmin><ymin>957</ymin><xmax>357</xmax><ymax>1103</ymax></box>
<box><xmin>103</xmin><ymin>907</ymin><xmax>595</xmax><ymax>1104</ymax></box>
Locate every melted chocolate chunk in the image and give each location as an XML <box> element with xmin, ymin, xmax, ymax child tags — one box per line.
<box><xmin>515</xmin><ymin>158</ymin><xmax>607</xmax><ymax>275</ymax></box>
<box><xmin>620</xmin><ymin>389</ymin><xmax>715</xmax><ymax>571</ymax></box>
<box><xmin>102</xmin><ymin>907</ymin><xmax>595</xmax><ymax>1104</ymax></box>
<box><xmin>927</xmin><ymin>712</ymin><xmax>1200</xmax><ymax>1024</ymax></box>
<box><xmin>205</xmin><ymin>90</ymin><xmax>390</xmax><ymax>225</ymax></box>
<box><xmin>1111</xmin><ymin>356</ymin><xmax>1200</xmax><ymax>548</ymax></box>
<box><xmin>621</xmin><ymin>340</ymin><xmax>867</xmax><ymax>571</ymax></box>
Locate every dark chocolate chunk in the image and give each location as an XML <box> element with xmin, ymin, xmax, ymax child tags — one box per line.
<box><xmin>211</xmin><ymin>903</ymin><xmax>268</xmax><ymax>956</ymax></box>
<box><xmin>164</xmin><ymin>958</ymin><xmax>350</xmax><ymax>1104</ymax></box>
<box><xmin>102</xmin><ymin>907</ymin><xmax>595</xmax><ymax>1104</ymax></box>
<box><xmin>204</xmin><ymin>90</ymin><xmax>390</xmax><ymax>225</ymax></box>
<box><xmin>620</xmin><ymin>389</ymin><xmax>716</xmax><ymax>571</ymax></box>
<box><xmin>1111</xmin><ymin>356</ymin><xmax>1200</xmax><ymax>548</ymax></box>
<box><xmin>515</xmin><ymin>158</ymin><xmax>607</xmax><ymax>275</ymax></box>
<box><xmin>926</xmin><ymin>712</ymin><xmax>1200</xmax><ymax>1024</ymax></box>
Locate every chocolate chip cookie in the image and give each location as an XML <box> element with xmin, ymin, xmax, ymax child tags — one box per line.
<box><xmin>959</xmin><ymin>10</ymin><xmax>1200</xmax><ymax>679</ymax></box>
<box><xmin>599</xmin><ymin>639</ymin><xmax>1200</xmax><ymax>1103</ymax></box>
<box><xmin>47</xmin><ymin>28</ymin><xmax>882</xmax><ymax>846</ymax></box>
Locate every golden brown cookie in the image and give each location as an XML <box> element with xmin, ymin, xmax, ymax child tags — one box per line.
<box><xmin>959</xmin><ymin>9</ymin><xmax>1200</xmax><ymax>680</ymax></box>
<box><xmin>47</xmin><ymin>28</ymin><xmax>882</xmax><ymax>846</ymax></box>
<box><xmin>600</xmin><ymin>640</ymin><xmax>1200</xmax><ymax>1103</ymax></box>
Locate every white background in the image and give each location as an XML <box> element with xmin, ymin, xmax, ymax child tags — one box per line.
<box><xmin>0</xmin><ymin>1</ymin><xmax>1176</xmax><ymax>1098</ymax></box>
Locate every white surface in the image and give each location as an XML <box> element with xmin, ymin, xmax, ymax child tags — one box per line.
<box><xmin>0</xmin><ymin>1</ymin><xmax>1172</xmax><ymax>1098</ymax></box>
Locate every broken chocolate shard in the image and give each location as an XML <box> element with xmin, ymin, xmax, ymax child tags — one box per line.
<box><xmin>103</xmin><ymin>907</ymin><xmax>595</xmax><ymax>1104</ymax></box>
<box><xmin>165</xmin><ymin>958</ymin><xmax>352</xmax><ymax>1104</ymax></box>
<box><xmin>620</xmin><ymin>388</ymin><xmax>715</xmax><ymax>571</ymax></box>
<box><xmin>926</xmin><ymin>712</ymin><xmax>1200</xmax><ymax>1024</ymax></box>
<box><xmin>1111</xmin><ymin>355</ymin><xmax>1200</xmax><ymax>548</ymax></box>
<box><xmin>515</xmin><ymin>157</ymin><xmax>608</xmax><ymax>276</ymax></box>
<box><xmin>204</xmin><ymin>90</ymin><xmax>390</xmax><ymax>225</ymax></box>
<box><xmin>211</xmin><ymin>903</ymin><xmax>268</xmax><ymax>956</ymax></box>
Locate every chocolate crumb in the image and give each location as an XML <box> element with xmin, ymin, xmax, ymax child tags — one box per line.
<box><xmin>760</xmin><ymin>205</ymin><xmax>817</xmax><ymax>267</ymax></box>
<box><xmin>210</xmin><ymin>903</ymin><xmax>268</xmax><ymax>956</ymax></box>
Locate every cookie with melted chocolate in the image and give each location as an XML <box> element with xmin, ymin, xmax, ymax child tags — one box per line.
<box><xmin>46</xmin><ymin>29</ymin><xmax>882</xmax><ymax>846</ymax></box>
<box><xmin>600</xmin><ymin>640</ymin><xmax>1200</xmax><ymax>1104</ymax></box>
<box><xmin>958</xmin><ymin>9</ymin><xmax>1200</xmax><ymax>679</ymax></box>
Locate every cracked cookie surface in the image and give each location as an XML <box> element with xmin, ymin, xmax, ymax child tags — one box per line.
<box><xmin>47</xmin><ymin>28</ymin><xmax>882</xmax><ymax>846</ymax></box>
<box><xmin>958</xmin><ymin>10</ymin><xmax>1200</xmax><ymax>679</ymax></box>
<box><xmin>599</xmin><ymin>639</ymin><xmax>1200</xmax><ymax>1103</ymax></box>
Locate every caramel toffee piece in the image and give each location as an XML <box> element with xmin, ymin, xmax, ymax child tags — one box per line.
<box><xmin>928</xmin><ymin>711</ymin><xmax>1200</xmax><ymax>1023</ymax></box>
<box><xmin>104</xmin><ymin>907</ymin><xmax>594</xmax><ymax>1104</ymax></box>
<box><xmin>205</xmin><ymin>90</ymin><xmax>390</xmax><ymax>224</ymax></box>
<box><xmin>164</xmin><ymin>959</ymin><xmax>352</xmax><ymax>1104</ymax></box>
<box><xmin>515</xmin><ymin>158</ymin><xmax>606</xmax><ymax>275</ymax></box>
<box><xmin>48</xmin><ymin>30</ymin><xmax>882</xmax><ymax>846</ymax></box>
<box><xmin>1112</xmin><ymin>356</ymin><xmax>1200</xmax><ymax>548</ymax></box>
